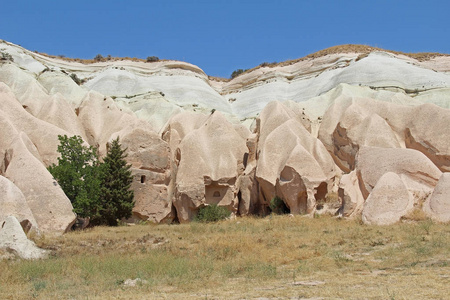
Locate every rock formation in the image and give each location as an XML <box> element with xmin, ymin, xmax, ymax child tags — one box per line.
<box><xmin>1</xmin><ymin>40</ymin><xmax>450</xmax><ymax>229</ymax></box>
<box><xmin>424</xmin><ymin>173</ymin><xmax>450</xmax><ymax>222</ymax></box>
<box><xmin>0</xmin><ymin>216</ymin><xmax>47</xmax><ymax>259</ymax></box>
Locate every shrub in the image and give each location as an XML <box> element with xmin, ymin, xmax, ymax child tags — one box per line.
<box><xmin>94</xmin><ymin>54</ymin><xmax>104</xmax><ymax>62</ymax></box>
<box><xmin>0</xmin><ymin>52</ymin><xmax>14</xmax><ymax>62</ymax></box>
<box><xmin>195</xmin><ymin>204</ymin><xmax>230</xmax><ymax>223</ymax></box>
<box><xmin>146</xmin><ymin>56</ymin><xmax>159</xmax><ymax>62</ymax></box>
<box><xmin>70</xmin><ymin>73</ymin><xmax>82</xmax><ymax>85</ymax></box>
<box><xmin>259</xmin><ymin>61</ymin><xmax>277</xmax><ymax>67</ymax></box>
<box><xmin>269</xmin><ymin>196</ymin><xmax>289</xmax><ymax>214</ymax></box>
<box><xmin>230</xmin><ymin>69</ymin><xmax>245</xmax><ymax>79</ymax></box>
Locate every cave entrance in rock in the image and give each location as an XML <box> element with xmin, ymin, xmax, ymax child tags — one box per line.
<box><xmin>140</xmin><ymin>175</ymin><xmax>146</xmax><ymax>184</ymax></box>
<box><xmin>268</xmin><ymin>196</ymin><xmax>290</xmax><ymax>215</ymax></box>
<box><xmin>314</xmin><ymin>182</ymin><xmax>328</xmax><ymax>210</ymax></box>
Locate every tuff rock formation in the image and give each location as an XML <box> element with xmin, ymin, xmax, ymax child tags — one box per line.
<box><xmin>424</xmin><ymin>173</ymin><xmax>450</xmax><ymax>222</ymax></box>
<box><xmin>1</xmin><ymin>40</ymin><xmax>450</xmax><ymax>230</ymax></box>
<box><xmin>0</xmin><ymin>216</ymin><xmax>47</xmax><ymax>259</ymax></box>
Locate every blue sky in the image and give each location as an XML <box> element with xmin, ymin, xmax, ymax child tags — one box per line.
<box><xmin>1</xmin><ymin>0</ymin><xmax>449</xmax><ymax>78</ymax></box>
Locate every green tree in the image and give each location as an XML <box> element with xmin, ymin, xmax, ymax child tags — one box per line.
<box><xmin>48</xmin><ymin>135</ymin><xmax>101</xmax><ymax>218</ymax></box>
<box><xmin>94</xmin><ymin>137</ymin><xmax>134</xmax><ymax>226</ymax></box>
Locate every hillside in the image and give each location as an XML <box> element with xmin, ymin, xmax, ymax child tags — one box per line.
<box><xmin>1</xmin><ymin>40</ymin><xmax>450</xmax><ymax>236</ymax></box>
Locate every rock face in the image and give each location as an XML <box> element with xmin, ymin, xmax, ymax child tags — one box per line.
<box><xmin>0</xmin><ymin>175</ymin><xmax>38</xmax><ymax>232</ymax></box>
<box><xmin>167</xmin><ymin>112</ymin><xmax>248</xmax><ymax>222</ymax></box>
<box><xmin>0</xmin><ymin>84</ymin><xmax>76</xmax><ymax>234</ymax></box>
<box><xmin>117</xmin><ymin>127</ymin><xmax>174</xmax><ymax>223</ymax></box>
<box><xmin>1</xmin><ymin>40</ymin><xmax>450</xmax><ymax>226</ymax></box>
<box><xmin>255</xmin><ymin>102</ymin><xmax>337</xmax><ymax>214</ymax></box>
<box><xmin>338</xmin><ymin>171</ymin><xmax>364</xmax><ymax>218</ymax></box>
<box><xmin>362</xmin><ymin>172</ymin><xmax>413</xmax><ymax>225</ymax></box>
<box><xmin>356</xmin><ymin>147</ymin><xmax>441</xmax><ymax>199</ymax></box>
<box><xmin>0</xmin><ymin>216</ymin><xmax>47</xmax><ymax>259</ymax></box>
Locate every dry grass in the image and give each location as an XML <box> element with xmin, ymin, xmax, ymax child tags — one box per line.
<box><xmin>1</xmin><ymin>215</ymin><xmax>449</xmax><ymax>299</ymax></box>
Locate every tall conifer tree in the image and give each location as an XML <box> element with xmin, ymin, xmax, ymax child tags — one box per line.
<box><xmin>94</xmin><ymin>137</ymin><xmax>134</xmax><ymax>226</ymax></box>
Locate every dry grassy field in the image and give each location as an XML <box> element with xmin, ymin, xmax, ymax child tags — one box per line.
<box><xmin>1</xmin><ymin>215</ymin><xmax>449</xmax><ymax>299</ymax></box>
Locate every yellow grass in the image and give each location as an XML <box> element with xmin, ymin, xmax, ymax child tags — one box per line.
<box><xmin>1</xmin><ymin>215</ymin><xmax>449</xmax><ymax>299</ymax></box>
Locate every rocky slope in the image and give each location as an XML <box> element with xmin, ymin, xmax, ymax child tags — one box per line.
<box><xmin>1</xmin><ymin>40</ymin><xmax>449</xmax><ymax>234</ymax></box>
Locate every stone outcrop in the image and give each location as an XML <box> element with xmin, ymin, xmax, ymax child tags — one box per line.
<box><xmin>424</xmin><ymin>173</ymin><xmax>450</xmax><ymax>222</ymax></box>
<box><xmin>356</xmin><ymin>147</ymin><xmax>441</xmax><ymax>199</ymax></box>
<box><xmin>116</xmin><ymin>127</ymin><xmax>174</xmax><ymax>223</ymax></box>
<box><xmin>362</xmin><ymin>172</ymin><xmax>413</xmax><ymax>225</ymax></box>
<box><xmin>0</xmin><ymin>83</ymin><xmax>76</xmax><ymax>234</ymax></box>
<box><xmin>0</xmin><ymin>216</ymin><xmax>47</xmax><ymax>259</ymax></box>
<box><xmin>337</xmin><ymin>171</ymin><xmax>364</xmax><ymax>218</ymax></box>
<box><xmin>166</xmin><ymin>111</ymin><xmax>248</xmax><ymax>222</ymax></box>
<box><xmin>255</xmin><ymin>101</ymin><xmax>338</xmax><ymax>215</ymax></box>
<box><xmin>0</xmin><ymin>175</ymin><xmax>38</xmax><ymax>232</ymax></box>
<box><xmin>318</xmin><ymin>87</ymin><xmax>450</xmax><ymax>173</ymax></box>
<box><xmin>355</xmin><ymin>147</ymin><xmax>442</xmax><ymax>224</ymax></box>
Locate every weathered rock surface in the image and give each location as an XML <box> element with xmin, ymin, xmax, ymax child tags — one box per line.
<box><xmin>4</xmin><ymin>133</ymin><xmax>76</xmax><ymax>233</ymax></box>
<box><xmin>0</xmin><ymin>216</ymin><xmax>47</xmax><ymax>259</ymax></box>
<box><xmin>0</xmin><ymin>84</ymin><xmax>76</xmax><ymax>234</ymax></box>
<box><xmin>356</xmin><ymin>147</ymin><xmax>442</xmax><ymax>200</ymax></box>
<box><xmin>170</xmin><ymin>112</ymin><xmax>248</xmax><ymax>222</ymax></box>
<box><xmin>117</xmin><ymin>127</ymin><xmax>173</xmax><ymax>223</ymax></box>
<box><xmin>255</xmin><ymin>101</ymin><xmax>337</xmax><ymax>214</ymax></box>
<box><xmin>318</xmin><ymin>87</ymin><xmax>450</xmax><ymax>173</ymax></box>
<box><xmin>1</xmin><ymin>40</ymin><xmax>450</xmax><ymax>225</ymax></box>
<box><xmin>362</xmin><ymin>172</ymin><xmax>413</xmax><ymax>225</ymax></box>
<box><xmin>338</xmin><ymin>171</ymin><xmax>364</xmax><ymax>218</ymax></box>
<box><xmin>0</xmin><ymin>175</ymin><xmax>38</xmax><ymax>231</ymax></box>
<box><xmin>424</xmin><ymin>173</ymin><xmax>450</xmax><ymax>222</ymax></box>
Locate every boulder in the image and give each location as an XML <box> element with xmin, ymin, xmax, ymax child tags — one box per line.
<box><xmin>131</xmin><ymin>182</ymin><xmax>174</xmax><ymax>223</ymax></box>
<box><xmin>424</xmin><ymin>173</ymin><xmax>450</xmax><ymax>222</ymax></box>
<box><xmin>356</xmin><ymin>147</ymin><xmax>442</xmax><ymax>201</ymax></box>
<box><xmin>0</xmin><ymin>175</ymin><xmax>38</xmax><ymax>232</ymax></box>
<box><xmin>0</xmin><ymin>216</ymin><xmax>47</xmax><ymax>259</ymax></box>
<box><xmin>362</xmin><ymin>172</ymin><xmax>413</xmax><ymax>225</ymax></box>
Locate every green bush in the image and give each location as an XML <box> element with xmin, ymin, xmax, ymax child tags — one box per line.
<box><xmin>230</xmin><ymin>69</ymin><xmax>245</xmax><ymax>79</ymax></box>
<box><xmin>195</xmin><ymin>204</ymin><xmax>230</xmax><ymax>223</ymax></box>
<box><xmin>48</xmin><ymin>135</ymin><xmax>101</xmax><ymax>219</ymax></box>
<box><xmin>70</xmin><ymin>73</ymin><xmax>82</xmax><ymax>85</ymax></box>
<box><xmin>0</xmin><ymin>52</ymin><xmax>14</xmax><ymax>62</ymax></box>
<box><xmin>146</xmin><ymin>56</ymin><xmax>159</xmax><ymax>62</ymax></box>
<box><xmin>94</xmin><ymin>54</ymin><xmax>104</xmax><ymax>62</ymax></box>
<box><xmin>269</xmin><ymin>196</ymin><xmax>289</xmax><ymax>214</ymax></box>
<box><xmin>48</xmin><ymin>135</ymin><xmax>134</xmax><ymax>226</ymax></box>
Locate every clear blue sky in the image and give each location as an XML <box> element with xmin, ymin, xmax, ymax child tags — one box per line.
<box><xmin>1</xmin><ymin>0</ymin><xmax>449</xmax><ymax>78</ymax></box>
